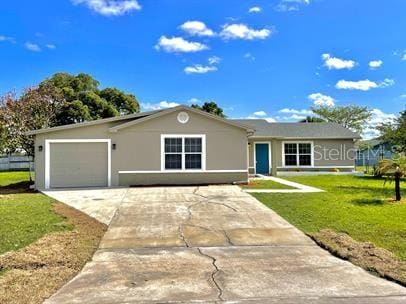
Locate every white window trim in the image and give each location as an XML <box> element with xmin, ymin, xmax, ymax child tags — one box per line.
<box><xmin>45</xmin><ymin>139</ymin><xmax>111</xmax><ymax>189</ymax></box>
<box><xmin>282</xmin><ymin>141</ymin><xmax>314</xmax><ymax>168</ymax></box>
<box><xmin>253</xmin><ymin>142</ymin><xmax>272</xmax><ymax>174</ymax></box>
<box><xmin>160</xmin><ymin>134</ymin><xmax>206</xmax><ymax>172</ymax></box>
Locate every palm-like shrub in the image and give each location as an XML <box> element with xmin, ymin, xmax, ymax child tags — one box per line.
<box><xmin>376</xmin><ymin>155</ymin><xmax>405</xmax><ymax>201</ymax></box>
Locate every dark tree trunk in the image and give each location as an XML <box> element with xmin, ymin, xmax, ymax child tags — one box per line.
<box><xmin>395</xmin><ymin>169</ymin><xmax>401</xmax><ymax>201</ymax></box>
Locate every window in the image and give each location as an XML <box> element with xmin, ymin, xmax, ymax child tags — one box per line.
<box><xmin>283</xmin><ymin>142</ymin><xmax>312</xmax><ymax>167</ymax></box>
<box><xmin>162</xmin><ymin>135</ymin><xmax>205</xmax><ymax>170</ymax></box>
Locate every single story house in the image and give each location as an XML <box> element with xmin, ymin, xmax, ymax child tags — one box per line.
<box><xmin>27</xmin><ymin>105</ymin><xmax>360</xmax><ymax>189</ymax></box>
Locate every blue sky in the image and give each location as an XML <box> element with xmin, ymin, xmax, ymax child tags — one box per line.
<box><xmin>1</xmin><ymin>0</ymin><xmax>405</xmax><ymax>138</ymax></box>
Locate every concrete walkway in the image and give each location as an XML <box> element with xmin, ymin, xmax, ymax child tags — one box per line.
<box><xmin>44</xmin><ymin>186</ymin><xmax>406</xmax><ymax>303</ymax></box>
<box><xmin>244</xmin><ymin>175</ymin><xmax>325</xmax><ymax>193</ymax></box>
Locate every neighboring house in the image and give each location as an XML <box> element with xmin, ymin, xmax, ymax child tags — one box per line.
<box><xmin>27</xmin><ymin>105</ymin><xmax>360</xmax><ymax>189</ymax></box>
<box><xmin>356</xmin><ymin>139</ymin><xmax>395</xmax><ymax>167</ymax></box>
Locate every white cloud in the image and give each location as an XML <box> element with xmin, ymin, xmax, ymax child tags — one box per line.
<box><xmin>0</xmin><ymin>35</ymin><xmax>15</xmax><ymax>43</ymax></box>
<box><xmin>72</xmin><ymin>0</ymin><xmax>141</xmax><ymax>16</ymax></box>
<box><xmin>369</xmin><ymin>60</ymin><xmax>383</xmax><ymax>69</ymax></box>
<box><xmin>246</xmin><ymin>115</ymin><xmax>276</xmax><ymax>122</ymax></box>
<box><xmin>46</xmin><ymin>44</ymin><xmax>56</xmax><ymax>50</ymax></box>
<box><xmin>364</xmin><ymin>109</ymin><xmax>397</xmax><ymax>139</ymax></box>
<box><xmin>275</xmin><ymin>0</ymin><xmax>310</xmax><ymax>12</ymax></box>
<box><xmin>208</xmin><ymin>56</ymin><xmax>221</xmax><ymax>65</ymax></box>
<box><xmin>283</xmin><ymin>114</ymin><xmax>307</xmax><ymax>120</ymax></box>
<box><xmin>336</xmin><ymin>79</ymin><xmax>395</xmax><ymax>91</ymax></box>
<box><xmin>180</xmin><ymin>21</ymin><xmax>215</xmax><ymax>37</ymax></box>
<box><xmin>155</xmin><ymin>36</ymin><xmax>209</xmax><ymax>53</ymax></box>
<box><xmin>244</xmin><ymin>53</ymin><xmax>255</xmax><ymax>61</ymax></box>
<box><xmin>322</xmin><ymin>53</ymin><xmax>356</xmax><ymax>70</ymax></box>
<box><xmin>220</xmin><ymin>23</ymin><xmax>271</xmax><ymax>40</ymax></box>
<box><xmin>278</xmin><ymin>108</ymin><xmax>313</xmax><ymax>115</ymax></box>
<box><xmin>142</xmin><ymin>101</ymin><xmax>180</xmax><ymax>111</ymax></box>
<box><xmin>379</xmin><ymin>78</ymin><xmax>395</xmax><ymax>88</ymax></box>
<box><xmin>399</xmin><ymin>94</ymin><xmax>406</xmax><ymax>99</ymax></box>
<box><xmin>253</xmin><ymin>111</ymin><xmax>267</xmax><ymax>117</ymax></box>
<box><xmin>308</xmin><ymin>93</ymin><xmax>335</xmax><ymax>107</ymax></box>
<box><xmin>187</xmin><ymin>97</ymin><xmax>201</xmax><ymax>104</ymax></box>
<box><xmin>335</xmin><ymin>79</ymin><xmax>378</xmax><ymax>91</ymax></box>
<box><xmin>24</xmin><ymin>42</ymin><xmax>41</xmax><ymax>52</ymax></box>
<box><xmin>249</xmin><ymin>6</ymin><xmax>262</xmax><ymax>13</ymax></box>
<box><xmin>184</xmin><ymin>64</ymin><xmax>217</xmax><ymax>74</ymax></box>
<box><xmin>244</xmin><ymin>110</ymin><xmax>276</xmax><ymax>122</ymax></box>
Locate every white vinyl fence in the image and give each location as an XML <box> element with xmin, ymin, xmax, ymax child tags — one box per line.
<box><xmin>0</xmin><ymin>155</ymin><xmax>33</xmax><ymax>171</ymax></box>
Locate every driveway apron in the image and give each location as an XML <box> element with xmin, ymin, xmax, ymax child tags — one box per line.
<box><xmin>44</xmin><ymin>186</ymin><xmax>406</xmax><ymax>303</ymax></box>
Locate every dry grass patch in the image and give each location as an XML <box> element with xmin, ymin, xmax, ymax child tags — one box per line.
<box><xmin>311</xmin><ymin>229</ymin><xmax>406</xmax><ymax>286</ymax></box>
<box><xmin>0</xmin><ymin>202</ymin><xmax>107</xmax><ymax>304</ymax></box>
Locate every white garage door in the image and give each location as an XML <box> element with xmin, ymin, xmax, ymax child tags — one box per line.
<box><xmin>48</xmin><ymin>141</ymin><xmax>109</xmax><ymax>188</ymax></box>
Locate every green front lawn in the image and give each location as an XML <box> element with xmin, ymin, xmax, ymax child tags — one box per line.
<box><xmin>0</xmin><ymin>171</ymin><xmax>32</xmax><ymax>186</ymax></box>
<box><xmin>253</xmin><ymin>175</ymin><xmax>406</xmax><ymax>260</ymax></box>
<box><xmin>0</xmin><ymin>172</ymin><xmax>71</xmax><ymax>255</ymax></box>
<box><xmin>242</xmin><ymin>179</ymin><xmax>294</xmax><ymax>189</ymax></box>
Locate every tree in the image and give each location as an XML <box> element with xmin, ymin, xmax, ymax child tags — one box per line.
<box><xmin>376</xmin><ymin>155</ymin><xmax>405</xmax><ymax>201</ymax></box>
<box><xmin>191</xmin><ymin>101</ymin><xmax>226</xmax><ymax>118</ymax></box>
<box><xmin>40</xmin><ymin>72</ymin><xmax>140</xmax><ymax>124</ymax></box>
<box><xmin>0</xmin><ymin>72</ymin><xmax>140</xmax><ymax>177</ymax></box>
<box><xmin>311</xmin><ymin>105</ymin><xmax>372</xmax><ymax>134</ymax></box>
<box><xmin>0</xmin><ymin>84</ymin><xmax>60</xmax><ymax>156</ymax></box>
<box><xmin>0</xmin><ymin>85</ymin><xmax>61</xmax><ymax>181</ymax></box>
<box><xmin>299</xmin><ymin>116</ymin><xmax>325</xmax><ymax>123</ymax></box>
<box><xmin>377</xmin><ymin>110</ymin><xmax>406</xmax><ymax>153</ymax></box>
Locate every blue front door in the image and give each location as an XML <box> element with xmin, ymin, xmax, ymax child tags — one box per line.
<box><xmin>255</xmin><ymin>143</ymin><xmax>269</xmax><ymax>175</ymax></box>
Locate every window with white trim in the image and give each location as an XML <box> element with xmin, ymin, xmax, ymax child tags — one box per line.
<box><xmin>284</xmin><ymin>142</ymin><xmax>312</xmax><ymax>166</ymax></box>
<box><xmin>163</xmin><ymin>136</ymin><xmax>204</xmax><ymax>170</ymax></box>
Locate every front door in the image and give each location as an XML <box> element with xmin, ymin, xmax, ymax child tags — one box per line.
<box><xmin>255</xmin><ymin>143</ymin><xmax>269</xmax><ymax>175</ymax></box>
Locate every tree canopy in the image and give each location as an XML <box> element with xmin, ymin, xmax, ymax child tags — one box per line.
<box><xmin>311</xmin><ymin>105</ymin><xmax>372</xmax><ymax>134</ymax></box>
<box><xmin>0</xmin><ymin>84</ymin><xmax>60</xmax><ymax>156</ymax></box>
<box><xmin>191</xmin><ymin>101</ymin><xmax>226</xmax><ymax>118</ymax></box>
<box><xmin>0</xmin><ymin>72</ymin><xmax>140</xmax><ymax>156</ymax></box>
<box><xmin>41</xmin><ymin>73</ymin><xmax>140</xmax><ymax>125</ymax></box>
<box><xmin>377</xmin><ymin>110</ymin><xmax>406</xmax><ymax>153</ymax></box>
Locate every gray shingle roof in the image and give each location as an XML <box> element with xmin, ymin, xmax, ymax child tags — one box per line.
<box><xmin>232</xmin><ymin>119</ymin><xmax>361</xmax><ymax>139</ymax></box>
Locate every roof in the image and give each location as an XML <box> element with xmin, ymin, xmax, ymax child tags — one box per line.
<box><xmin>233</xmin><ymin>119</ymin><xmax>361</xmax><ymax>139</ymax></box>
<box><xmin>27</xmin><ymin>105</ymin><xmax>253</xmax><ymax>135</ymax></box>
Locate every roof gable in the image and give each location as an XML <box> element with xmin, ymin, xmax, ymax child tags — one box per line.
<box><xmin>108</xmin><ymin>105</ymin><xmax>254</xmax><ymax>133</ymax></box>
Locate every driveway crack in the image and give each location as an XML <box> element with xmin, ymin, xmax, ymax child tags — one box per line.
<box><xmin>179</xmin><ymin>225</ymin><xmax>190</xmax><ymax>247</ymax></box>
<box><xmin>197</xmin><ymin>248</ymin><xmax>224</xmax><ymax>301</ymax></box>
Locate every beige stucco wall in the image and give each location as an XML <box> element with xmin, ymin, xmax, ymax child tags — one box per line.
<box><xmin>34</xmin><ymin>109</ymin><xmax>248</xmax><ymax>189</ymax></box>
<box><xmin>248</xmin><ymin>138</ymin><xmax>356</xmax><ymax>174</ymax></box>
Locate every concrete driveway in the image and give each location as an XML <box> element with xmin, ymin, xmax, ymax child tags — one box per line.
<box><xmin>44</xmin><ymin>186</ymin><xmax>406</xmax><ymax>303</ymax></box>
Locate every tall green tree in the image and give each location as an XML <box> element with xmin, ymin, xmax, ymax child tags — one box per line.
<box><xmin>0</xmin><ymin>72</ymin><xmax>140</xmax><ymax>164</ymax></box>
<box><xmin>40</xmin><ymin>72</ymin><xmax>140</xmax><ymax>124</ymax></box>
<box><xmin>311</xmin><ymin>105</ymin><xmax>372</xmax><ymax>134</ymax></box>
<box><xmin>191</xmin><ymin>101</ymin><xmax>226</xmax><ymax>118</ymax></box>
<box><xmin>377</xmin><ymin>110</ymin><xmax>406</xmax><ymax>153</ymax></box>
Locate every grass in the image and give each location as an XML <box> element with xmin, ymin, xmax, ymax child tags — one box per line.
<box><xmin>0</xmin><ymin>171</ymin><xmax>107</xmax><ymax>304</ymax></box>
<box><xmin>252</xmin><ymin>175</ymin><xmax>406</xmax><ymax>260</ymax></box>
<box><xmin>242</xmin><ymin>179</ymin><xmax>294</xmax><ymax>189</ymax></box>
<box><xmin>0</xmin><ymin>171</ymin><xmax>70</xmax><ymax>255</ymax></box>
<box><xmin>0</xmin><ymin>171</ymin><xmax>32</xmax><ymax>186</ymax></box>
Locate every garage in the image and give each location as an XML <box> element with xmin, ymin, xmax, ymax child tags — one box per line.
<box><xmin>45</xmin><ymin>140</ymin><xmax>111</xmax><ymax>189</ymax></box>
